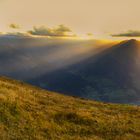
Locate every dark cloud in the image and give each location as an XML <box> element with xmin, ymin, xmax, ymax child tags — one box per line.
<box><xmin>28</xmin><ymin>24</ymin><xmax>76</xmax><ymax>37</ymax></box>
<box><xmin>0</xmin><ymin>32</ymin><xmax>32</xmax><ymax>39</ymax></box>
<box><xmin>9</xmin><ymin>23</ymin><xmax>20</xmax><ymax>29</ymax></box>
<box><xmin>111</xmin><ymin>30</ymin><xmax>140</xmax><ymax>37</ymax></box>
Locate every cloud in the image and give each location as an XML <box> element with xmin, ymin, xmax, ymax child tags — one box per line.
<box><xmin>28</xmin><ymin>24</ymin><xmax>76</xmax><ymax>37</ymax></box>
<box><xmin>9</xmin><ymin>23</ymin><xmax>20</xmax><ymax>29</ymax></box>
<box><xmin>87</xmin><ymin>33</ymin><xmax>93</xmax><ymax>36</ymax></box>
<box><xmin>0</xmin><ymin>32</ymin><xmax>31</xmax><ymax>39</ymax></box>
<box><xmin>111</xmin><ymin>30</ymin><xmax>140</xmax><ymax>37</ymax></box>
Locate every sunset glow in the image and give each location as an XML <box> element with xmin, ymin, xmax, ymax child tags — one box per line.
<box><xmin>0</xmin><ymin>0</ymin><xmax>140</xmax><ymax>40</ymax></box>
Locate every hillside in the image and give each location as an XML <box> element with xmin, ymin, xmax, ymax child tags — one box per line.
<box><xmin>0</xmin><ymin>77</ymin><xmax>140</xmax><ymax>140</ymax></box>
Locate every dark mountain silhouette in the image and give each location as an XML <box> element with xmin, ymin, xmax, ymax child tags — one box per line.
<box><xmin>28</xmin><ymin>39</ymin><xmax>140</xmax><ymax>104</ymax></box>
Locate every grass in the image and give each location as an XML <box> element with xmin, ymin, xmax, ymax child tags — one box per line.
<box><xmin>0</xmin><ymin>76</ymin><xmax>139</xmax><ymax>140</ymax></box>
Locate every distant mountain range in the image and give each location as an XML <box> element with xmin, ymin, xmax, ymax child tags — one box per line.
<box><xmin>0</xmin><ymin>37</ymin><xmax>140</xmax><ymax>104</ymax></box>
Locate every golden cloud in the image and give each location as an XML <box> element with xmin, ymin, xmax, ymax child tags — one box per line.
<box><xmin>9</xmin><ymin>23</ymin><xmax>20</xmax><ymax>29</ymax></box>
<box><xmin>28</xmin><ymin>24</ymin><xmax>76</xmax><ymax>37</ymax></box>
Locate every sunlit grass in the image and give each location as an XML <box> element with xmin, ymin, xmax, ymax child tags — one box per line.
<box><xmin>0</xmin><ymin>76</ymin><xmax>139</xmax><ymax>140</ymax></box>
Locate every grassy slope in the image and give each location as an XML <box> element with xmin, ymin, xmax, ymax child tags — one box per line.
<box><xmin>0</xmin><ymin>77</ymin><xmax>139</xmax><ymax>140</ymax></box>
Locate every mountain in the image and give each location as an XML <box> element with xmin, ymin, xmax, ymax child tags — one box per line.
<box><xmin>0</xmin><ymin>76</ymin><xmax>139</xmax><ymax>140</ymax></box>
<box><xmin>28</xmin><ymin>39</ymin><xmax>140</xmax><ymax>104</ymax></box>
<box><xmin>0</xmin><ymin>37</ymin><xmax>140</xmax><ymax>104</ymax></box>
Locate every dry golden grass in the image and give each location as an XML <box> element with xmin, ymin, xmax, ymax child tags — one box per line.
<box><xmin>0</xmin><ymin>76</ymin><xmax>139</xmax><ymax>140</ymax></box>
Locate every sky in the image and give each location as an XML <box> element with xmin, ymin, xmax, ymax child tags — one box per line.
<box><xmin>0</xmin><ymin>0</ymin><xmax>140</xmax><ymax>40</ymax></box>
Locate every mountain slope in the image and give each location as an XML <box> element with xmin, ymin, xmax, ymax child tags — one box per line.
<box><xmin>29</xmin><ymin>39</ymin><xmax>140</xmax><ymax>104</ymax></box>
<box><xmin>0</xmin><ymin>38</ymin><xmax>140</xmax><ymax>104</ymax></box>
<box><xmin>0</xmin><ymin>76</ymin><xmax>140</xmax><ymax>140</ymax></box>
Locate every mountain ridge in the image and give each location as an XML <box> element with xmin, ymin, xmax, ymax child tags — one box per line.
<box><xmin>0</xmin><ymin>39</ymin><xmax>140</xmax><ymax>104</ymax></box>
<box><xmin>28</xmin><ymin>39</ymin><xmax>140</xmax><ymax>104</ymax></box>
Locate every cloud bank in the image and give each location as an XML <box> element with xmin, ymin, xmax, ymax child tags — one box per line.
<box><xmin>111</xmin><ymin>30</ymin><xmax>140</xmax><ymax>37</ymax></box>
<box><xmin>28</xmin><ymin>24</ymin><xmax>76</xmax><ymax>37</ymax></box>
